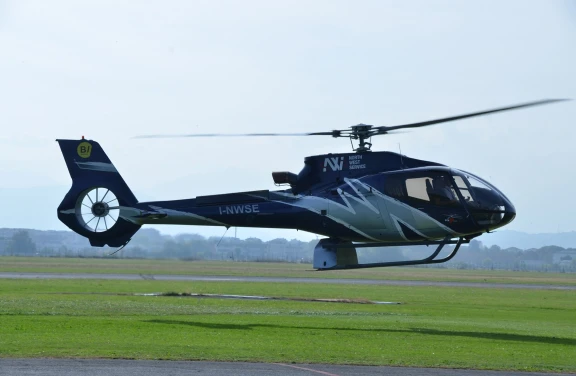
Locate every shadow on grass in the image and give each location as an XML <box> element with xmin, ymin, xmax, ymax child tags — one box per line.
<box><xmin>145</xmin><ymin>319</ymin><xmax>575</xmax><ymax>346</ymax></box>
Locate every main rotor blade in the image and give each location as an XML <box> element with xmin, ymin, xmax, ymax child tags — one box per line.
<box><xmin>133</xmin><ymin>132</ymin><xmax>336</xmax><ymax>139</ymax></box>
<box><xmin>378</xmin><ymin>99</ymin><xmax>570</xmax><ymax>132</ymax></box>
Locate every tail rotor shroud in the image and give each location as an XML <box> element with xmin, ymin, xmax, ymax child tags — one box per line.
<box><xmin>77</xmin><ymin>187</ymin><xmax>120</xmax><ymax>233</ymax></box>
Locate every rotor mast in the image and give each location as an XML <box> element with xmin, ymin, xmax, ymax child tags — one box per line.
<box><xmin>349</xmin><ymin>124</ymin><xmax>374</xmax><ymax>152</ymax></box>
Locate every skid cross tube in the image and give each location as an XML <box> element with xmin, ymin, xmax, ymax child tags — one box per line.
<box><xmin>348</xmin><ymin>239</ymin><xmax>464</xmax><ymax>248</ymax></box>
<box><xmin>424</xmin><ymin>239</ymin><xmax>464</xmax><ymax>265</ymax></box>
<box><xmin>320</xmin><ymin>237</ymin><xmax>468</xmax><ymax>270</ymax></box>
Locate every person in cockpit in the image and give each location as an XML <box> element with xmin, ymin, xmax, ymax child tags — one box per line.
<box><xmin>430</xmin><ymin>176</ymin><xmax>457</xmax><ymax>204</ymax></box>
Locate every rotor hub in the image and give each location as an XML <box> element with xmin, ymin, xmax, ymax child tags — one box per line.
<box><xmin>350</xmin><ymin>124</ymin><xmax>373</xmax><ymax>134</ymax></box>
<box><xmin>348</xmin><ymin>124</ymin><xmax>376</xmax><ymax>152</ymax></box>
<box><xmin>91</xmin><ymin>202</ymin><xmax>110</xmax><ymax>217</ymax></box>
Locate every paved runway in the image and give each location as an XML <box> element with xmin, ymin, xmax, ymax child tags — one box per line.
<box><xmin>0</xmin><ymin>271</ymin><xmax>575</xmax><ymax>290</ymax></box>
<box><xmin>1</xmin><ymin>359</ymin><xmax>574</xmax><ymax>376</ymax></box>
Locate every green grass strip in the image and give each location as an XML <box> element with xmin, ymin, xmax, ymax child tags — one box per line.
<box><xmin>0</xmin><ymin>278</ymin><xmax>574</xmax><ymax>372</ymax></box>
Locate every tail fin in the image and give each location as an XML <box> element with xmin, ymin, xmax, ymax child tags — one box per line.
<box><xmin>57</xmin><ymin>138</ymin><xmax>141</xmax><ymax>247</ymax></box>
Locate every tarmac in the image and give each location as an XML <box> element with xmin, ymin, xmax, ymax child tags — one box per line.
<box><xmin>0</xmin><ymin>271</ymin><xmax>575</xmax><ymax>290</ymax></box>
<box><xmin>1</xmin><ymin>359</ymin><xmax>574</xmax><ymax>376</ymax></box>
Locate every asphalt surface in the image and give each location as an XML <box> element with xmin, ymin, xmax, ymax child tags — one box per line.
<box><xmin>0</xmin><ymin>272</ymin><xmax>575</xmax><ymax>290</ymax></box>
<box><xmin>1</xmin><ymin>359</ymin><xmax>574</xmax><ymax>376</ymax></box>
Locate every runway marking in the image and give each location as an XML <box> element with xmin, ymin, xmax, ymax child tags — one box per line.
<box><xmin>132</xmin><ymin>291</ymin><xmax>400</xmax><ymax>304</ymax></box>
<box><xmin>274</xmin><ymin>363</ymin><xmax>342</xmax><ymax>376</ymax></box>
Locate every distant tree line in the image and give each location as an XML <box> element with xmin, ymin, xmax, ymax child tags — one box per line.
<box><xmin>439</xmin><ymin>239</ymin><xmax>576</xmax><ymax>272</ymax></box>
<box><xmin>0</xmin><ymin>228</ymin><xmax>575</xmax><ymax>273</ymax></box>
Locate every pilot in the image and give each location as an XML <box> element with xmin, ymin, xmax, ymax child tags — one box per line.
<box><xmin>432</xmin><ymin>176</ymin><xmax>457</xmax><ymax>203</ymax></box>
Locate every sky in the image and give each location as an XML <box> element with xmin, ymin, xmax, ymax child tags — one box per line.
<box><xmin>0</xmin><ymin>0</ymin><xmax>575</xmax><ymax>242</ymax></box>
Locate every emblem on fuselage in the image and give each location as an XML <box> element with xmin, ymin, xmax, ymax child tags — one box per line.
<box><xmin>323</xmin><ymin>156</ymin><xmax>344</xmax><ymax>172</ymax></box>
<box><xmin>323</xmin><ymin>155</ymin><xmax>366</xmax><ymax>172</ymax></box>
<box><xmin>444</xmin><ymin>214</ymin><xmax>463</xmax><ymax>224</ymax></box>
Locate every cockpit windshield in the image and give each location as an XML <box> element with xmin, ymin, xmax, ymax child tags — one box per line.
<box><xmin>383</xmin><ymin>168</ymin><xmax>515</xmax><ymax>229</ymax></box>
<box><xmin>452</xmin><ymin>170</ymin><xmax>508</xmax><ymax>225</ymax></box>
<box><xmin>384</xmin><ymin>168</ymin><xmax>511</xmax><ymax>219</ymax></box>
<box><xmin>452</xmin><ymin>171</ymin><xmax>502</xmax><ymax>203</ymax></box>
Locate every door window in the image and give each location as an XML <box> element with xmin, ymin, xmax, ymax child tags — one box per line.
<box><xmin>384</xmin><ymin>172</ymin><xmax>461</xmax><ymax>207</ymax></box>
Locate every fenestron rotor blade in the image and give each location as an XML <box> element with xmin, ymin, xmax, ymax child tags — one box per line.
<box><xmin>101</xmin><ymin>189</ymin><xmax>110</xmax><ymax>203</ymax></box>
<box><xmin>377</xmin><ymin>99</ymin><xmax>570</xmax><ymax>132</ymax></box>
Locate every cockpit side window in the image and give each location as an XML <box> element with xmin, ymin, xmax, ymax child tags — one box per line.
<box><xmin>384</xmin><ymin>172</ymin><xmax>460</xmax><ymax>207</ymax></box>
<box><xmin>453</xmin><ymin>175</ymin><xmax>474</xmax><ymax>202</ymax></box>
<box><xmin>425</xmin><ymin>175</ymin><xmax>459</xmax><ymax>206</ymax></box>
<box><xmin>406</xmin><ymin>177</ymin><xmax>431</xmax><ymax>202</ymax></box>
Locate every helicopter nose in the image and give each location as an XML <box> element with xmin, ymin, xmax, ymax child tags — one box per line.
<box><xmin>500</xmin><ymin>200</ymin><xmax>516</xmax><ymax>227</ymax></box>
<box><xmin>488</xmin><ymin>191</ymin><xmax>516</xmax><ymax>230</ymax></box>
<box><xmin>466</xmin><ymin>190</ymin><xmax>516</xmax><ymax>231</ymax></box>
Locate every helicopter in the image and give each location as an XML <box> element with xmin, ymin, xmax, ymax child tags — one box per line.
<box><xmin>56</xmin><ymin>99</ymin><xmax>567</xmax><ymax>270</ymax></box>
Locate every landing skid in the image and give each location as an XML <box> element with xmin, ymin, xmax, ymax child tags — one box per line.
<box><xmin>313</xmin><ymin>237</ymin><xmax>468</xmax><ymax>270</ymax></box>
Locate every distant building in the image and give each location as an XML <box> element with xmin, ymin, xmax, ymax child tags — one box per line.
<box><xmin>553</xmin><ymin>250</ymin><xmax>576</xmax><ymax>264</ymax></box>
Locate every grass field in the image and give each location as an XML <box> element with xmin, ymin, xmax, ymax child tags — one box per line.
<box><xmin>1</xmin><ymin>256</ymin><xmax>576</xmax><ymax>285</ymax></box>
<box><xmin>0</xmin><ymin>276</ymin><xmax>575</xmax><ymax>372</ymax></box>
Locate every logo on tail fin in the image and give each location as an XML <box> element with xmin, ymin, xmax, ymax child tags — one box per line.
<box><xmin>77</xmin><ymin>142</ymin><xmax>92</xmax><ymax>158</ymax></box>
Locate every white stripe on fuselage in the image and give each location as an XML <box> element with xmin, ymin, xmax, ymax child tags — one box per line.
<box><xmin>268</xmin><ymin>194</ymin><xmax>379</xmax><ymax>241</ymax></box>
<box><xmin>367</xmin><ymin>186</ymin><xmax>456</xmax><ymax>234</ymax></box>
<box><xmin>272</xmin><ymin>178</ymin><xmax>456</xmax><ymax>240</ymax></box>
<box><xmin>390</xmin><ymin>214</ymin><xmax>430</xmax><ymax>241</ymax></box>
<box><xmin>146</xmin><ymin>205</ymin><xmax>228</xmax><ymax>226</ymax></box>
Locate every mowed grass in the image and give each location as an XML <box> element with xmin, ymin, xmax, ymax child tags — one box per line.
<box><xmin>0</xmin><ymin>278</ymin><xmax>575</xmax><ymax>372</ymax></box>
<box><xmin>1</xmin><ymin>256</ymin><xmax>576</xmax><ymax>285</ymax></box>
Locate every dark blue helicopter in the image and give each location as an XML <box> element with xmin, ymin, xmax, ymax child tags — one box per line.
<box><xmin>56</xmin><ymin>99</ymin><xmax>567</xmax><ymax>270</ymax></box>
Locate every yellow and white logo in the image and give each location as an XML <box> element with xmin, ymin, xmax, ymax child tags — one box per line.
<box><xmin>77</xmin><ymin>142</ymin><xmax>92</xmax><ymax>158</ymax></box>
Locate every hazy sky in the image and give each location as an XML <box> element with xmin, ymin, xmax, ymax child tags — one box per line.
<box><xmin>1</xmin><ymin>1</ymin><xmax>575</xmax><ymax>241</ymax></box>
